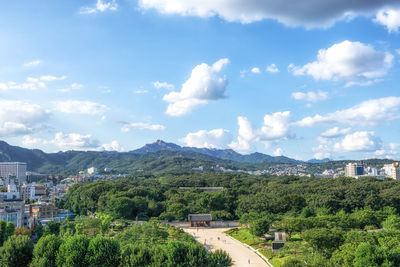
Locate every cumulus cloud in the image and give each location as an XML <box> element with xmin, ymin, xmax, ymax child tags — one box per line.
<box><xmin>99</xmin><ymin>140</ymin><xmax>125</xmax><ymax>152</ymax></box>
<box><xmin>22</xmin><ymin>135</ymin><xmax>43</xmax><ymax>147</ymax></box>
<box><xmin>0</xmin><ymin>100</ymin><xmax>50</xmax><ymax>137</ymax></box>
<box><xmin>163</xmin><ymin>58</ymin><xmax>229</xmax><ymax>116</ymax></box>
<box><xmin>80</xmin><ymin>0</ymin><xmax>118</xmax><ymax>14</ymax></box>
<box><xmin>180</xmin><ymin>129</ymin><xmax>232</xmax><ymax>149</ymax></box>
<box><xmin>229</xmin><ymin>112</ymin><xmax>292</xmax><ymax>152</ymax></box>
<box><xmin>139</xmin><ymin>0</ymin><xmax>399</xmax><ymax>28</ymax></box>
<box><xmin>334</xmin><ymin>131</ymin><xmax>382</xmax><ymax>152</ymax></box>
<box><xmin>121</xmin><ymin>122</ymin><xmax>166</xmax><ymax>132</ymax></box>
<box><xmin>320</xmin><ymin>127</ymin><xmax>351</xmax><ymax>138</ymax></box>
<box><xmin>290</xmin><ymin>41</ymin><xmax>393</xmax><ymax>85</ymax></box>
<box><xmin>273</xmin><ymin>148</ymin><xmax>284</xmax><ymax>156</ymax></box>
<box><xmin>375</xmin><ymin>8</ymin><xmax>400</xmax><ymax>32</ymax></box>
<box><xmin>266</xmin><ymin>64</ymin><xmax>279</xmax><ymax>73</ymax></box>
<box><xmin>251</xmin><ymin>67</ymin><xmax>261</xmax><ymax>74</ymax></box>
<box><xmin>295</xmin><ymin>96</ymin><xmax>400</xmax><ymax>127</ymax></box>
<box><xmin>54</xmin><ymin>100</ymin><xmax>108</xmax><ymax>115</ymax></box>
<box><xmin>51</xmin><ymin>132</ymin><xmax>100</xmax><ymax>151</ymax></box>
<box><xmin>23</xmin><ymin>60</ymin><xmax>41</xmax><ymax>67</ymax></box>
<box><xmin>51</xmin><ymin>132</ymin><xmax>124</xmax><ymax>152</ymax></box>
<box><xmin>291</xmin><ymin>90</ymin><xmax>328</xmax><ymax>102</ymax></box>
<box><xmin>153</xmin><ymin>81</ymin><xmax>174</xmax><ymax>90</ymax></box>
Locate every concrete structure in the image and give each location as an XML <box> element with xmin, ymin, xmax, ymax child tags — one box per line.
<box><xmin>0</xmin><ymin>183</ymin><xmax>24</xmax><ymax>227</ymax></box>
<box><xmin>0</xmin><ymin>162</ymin><xmax>27</xmax><ymax>185</ymax></box>
<box><xmin>188</xmin><ymin>214</ymin><xmax>212</xmax><ymax>227</ymax></box>
<box><xmin>345</xmin><ymin>162</ymin><xmax>365</xmax><ymax>178</ymax></box>
<box><xmin>21</xmin><ymin>184</ymin><xmax>36</xmax><ymax>200</ymax></box>
<box><xmin>31</xmin><ymin>202</ymin><xmax>58</xmax><ymax>220</ymax></box>
<box><xmin>87</xmin><ymin>167</ymin><xmax>97</xmax><ymax>175</ymax></box>
<box><xmin>272</xmin><ymin>232</ymin><xmax>287</xmax><ymax>252</ymax></box>
<box><xmin>383</xmin><ymin>163</ymin><xmax>400</xmax><ymax>180</ymax></box>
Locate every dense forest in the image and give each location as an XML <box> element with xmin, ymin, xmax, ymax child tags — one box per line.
<box><xmin>0</xmin><ymin>219</ymin><xmax>231</xmax><ymax>267</ymax></box>
<box><xmin>64</xmin><ymin>173</ymin><xmax>400</xmax><ymax>266</ymax></box>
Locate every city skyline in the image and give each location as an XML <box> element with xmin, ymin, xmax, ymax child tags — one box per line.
<box><xmin>0</xmin><ymin>0</ymin><xmax>400</xmax><ymax>160</ymax></box>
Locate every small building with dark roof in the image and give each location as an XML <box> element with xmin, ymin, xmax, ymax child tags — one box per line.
<box><xmin>188</xmin><ymin>214</ymin><xmax>212</xmax><ymax>227</ymax></box>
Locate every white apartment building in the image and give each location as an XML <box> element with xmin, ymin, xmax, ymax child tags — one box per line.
<box><xmin>0</xmin><ymin>162</ymin><xmax>27</xmax><ymax>185</ymax></box>
<box><xmin>383</xmin><ymin>163</ymin><xmax>400</xmax><ymax>180</ymax></box>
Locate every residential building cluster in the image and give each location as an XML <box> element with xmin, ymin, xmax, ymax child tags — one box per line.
<box><xmin>0</xmin><ymin>162</ymin><xmax>75</xmax><ymax>231</ymax></box>
<box><xmin>344</xmin><ymin>161</ymin><xmax>400</xmax><ymax>179</ymax></box>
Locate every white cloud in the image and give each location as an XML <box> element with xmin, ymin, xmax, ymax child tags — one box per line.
<box><xmin>51</xmin><ymin>132</ymin><xmax>124</xmax><ymax>152</ymax></box>
<box><xmin>133</xmin><ymin>90</ymin><xmax>148</xmax><ymax>94</ymax></box>
<box><xmin>295</xmin><ymin>96</ymin><xmax>400</xmax><ymax>127</ymax></box>
<box><xmin>229</xmin><ymin>112</ymin><xmax>292</xmax><ymax>153</ymax></box>
<box><xmin>139</xmin><ymin>0</ymin><xmax>398</xmax><ymax>28</ymax></box>
<box><xmin>58</xmin><ymin>83</ymin><xmax>84</xmax><ymax>93</ymax></box>
<box><xmin>290</xmin><ymin>41</ymin><xmax>393</xmax><ymax>83</ymax></box>
<box><xmin>99</xmin><ymin>140</ymin><xmax>125</xmax><ymax>152</ymax></box>
<box><xmin>334</xmin><ymin>131</ymin><xmax>382</xmax><ymax>152</ymax></box>
<box><xmin>291</xmin><ymin>90</ymin><xmax>328</xmax><ymax>102</ymax></box>
<box><xmin>266</xmin><ymin>64</ymin><xmax>279</xmax><ymax>73</ymax></box>
<box><xmin>51</xmin><ymin>132</ymin><xmax>100</xmax><ymax>151</ymax></box>
<box><xmin>40</xmin><ymin>75</ymin><xmax>67</xmax><ymax>81</ymax></box>
<box><xmin>180</xmin><ymin>129</ymin><xmax>232</xmax><ymax>149</ymax></box>
<box><xmin>153</xmin><ymin>81</ymin><xmax>175</xmax><ymax>90</ymax></box>
<box><xmin>229</xmin><ymin>116</ymin><xmax>255</xmax><ymax>152</ymax></box>
<box><xmin>313</xmin><ymin>152</ymin><xmax>331</xmax><ymax>160</ymax></box>
<box><xmin>375</xmin><ymin>8</ymin><xmax>400</xmax><ymax>32</ymax></box>
<box><xmin>320</xmin><ymin>127</ymin><xmax>351</xmax><ymax>138</ymax></box>
<box><xmin>163</xmin><ymin>58</ymin><xmax>229</xmax><ymax>116</ymax></box>
<box><xmin>251</xmin><ymin>67</ymin><xmax>261</xmax><ymax>74</ymax></box>
<box><xmin>80</xmin><ymin>0</ymin><xmax>118</xmax><ymax>14</ymax></box>
<box><xmin>0</xmin><ymin>100</ymin><xmax>50</xmax><ymax>137</ymax></box>
<box><xmin>344</xmin><ymin>79</ymin><xmax>383</xmax><ymax>88</ymax></box>
<box><xmin>54</xmin><ymin>100</ymin><xmax>108</xmax><ymax>115</ymax></box>
<box><xmin>273</xmin><ymin>148</ymin><xmax>283</xmax><ymax>156</ymax></box>
<box><xmin>121</xmin><ymin>122</ymin><xmax>166</xmax><ymax>132</ymax></box>
<box><xmin>22</xmin><ymin>135</ymin><xmax>43</xmax><ymax>147</ymax></box>
<box><xmin>259</xmin><ymin>111</ymin><xmax>291</xmax><ymax>140</ymax></box>
<box><xmin>23</xmin><ymin>60</ymin><xmax>41</xmax><ymax>67</ymax></box>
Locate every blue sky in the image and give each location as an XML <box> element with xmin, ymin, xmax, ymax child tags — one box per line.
<box><xmin>0</xmin><ymin>0</ymin><xmax>400</xmax><ymax>160</ymax></box>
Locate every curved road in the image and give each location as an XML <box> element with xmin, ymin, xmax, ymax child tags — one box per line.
<box><xmin>184</xmin><ymin>228</ymin><xmax>271</xmax><ymax>267</ymax></box>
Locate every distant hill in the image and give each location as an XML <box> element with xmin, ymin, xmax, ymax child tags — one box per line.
<box><xmin>131</xmin><ymin>140</ymin><xmax>300</xmax><ymax>164</ymax></box>
<box><xmin>307</xmin><ymin>158</ymin><xmax>332</xmax><ymax>163</ymax></box>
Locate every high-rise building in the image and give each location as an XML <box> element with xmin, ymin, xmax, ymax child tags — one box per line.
<box><xmin>345</xmin><ymin>162</ymin><xmax>365</xmax><ymax>178</ymax></box>
<box><xmin>383</xmin><ymin>163</ymin><xmax>400</xmax><ymax>180</ymax></box>
<box><xmin>0</xmin><ymin>162</ymin><xmax>27</xmax><ymax>185</ymax></box>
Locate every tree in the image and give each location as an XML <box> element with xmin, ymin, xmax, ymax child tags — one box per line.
<box><xmin>353</xmin><ymin>243</ymin><xmax>380</xmax><ymax>267</ymax></box>
<box><xmin>5</xmin><ymin>222</ymin><xmax>15</xmax><ymax>239</ymax></box>
<box><xmin>0</xmin><ymin>220</ymin><xmax>6</xmax><ymax>245</ymax></box>
<box><xmin>85</xmin><ymin>236</ymin><xmax>121</xmax><ymax>267</ymax></box>
<box><xmin>209</xmin><ymin>249</ymin><xmax>232</xmax><ymax>267</ymax></box>
<box><xmin>302</xmin><ymin>228</ymin><xmax>344</xmax><ymax>257</ymax></box>
<box><xmin>121</xmin><ymin>244</ymin><xmax>152</xmax><ymax>266</ymax></box>
<box><xmin>56</xmin><ymin>235</ymin><xmax>90</xmax><ymax>267</ymax></box>
<box><xmin>0</xmin><ymin>235</ymin><xmax>34</xmax><ymax>267</ymax></box>
<box><xmin>250</xmin><ymin>218</ymin><xmax>270</xmax><ymax>236</ymax></box>
<box><xmin>14</xmin><ymin>227</ymin><xmax>31</xmax><ymax>236</ymax></box>
<box><xmin>34</xmin><ymin>222</ymin><xmax>44</xmax><ymax>240</ymax></box>
<box><xmin>43</xmin><ymin>221</ymin><xmax>60</xmax><ymax>236</ymax></box>
<box><xmin>382</xmin><ymin>215</ymin><xmax>400</xmax><ymax>230</ymax></box>
<box><xmin>31</xmin><ymin>234</ymin><xmax>63</xmax><ymax>267</ymax></box>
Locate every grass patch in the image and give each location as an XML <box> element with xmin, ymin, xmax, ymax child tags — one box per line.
<box><xmin>225</xmin><ymin>228</ymin><xmax>268</xmax><ymax>249</ymax></box>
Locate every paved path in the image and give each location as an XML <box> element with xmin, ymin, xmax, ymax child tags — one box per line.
<box><xmin>184</xmin><ymin>228</ymin><xmax>270</xmax><ymax>267</ymax></box>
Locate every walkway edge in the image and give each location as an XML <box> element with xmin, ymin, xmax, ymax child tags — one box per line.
<box><xmin>226</xmin><ymin>234</ymin><xmax>273</xmax><ymax>267</ymax></box>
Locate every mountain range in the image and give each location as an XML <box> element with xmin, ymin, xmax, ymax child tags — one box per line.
<box><xmin>0</xmin><ymin>139</ymin><xmax>332</xmax><ymax>175</ymax></box>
